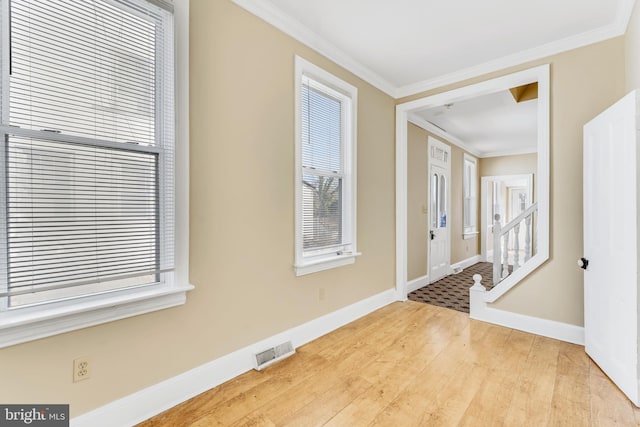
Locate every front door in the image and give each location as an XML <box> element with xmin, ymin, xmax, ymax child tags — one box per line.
<box><xmin>428</xmin><ymin>137</ymin><xmax>451</xmax><ymax>283</ymax></box>
<box><xmin>583</xmin><ymin>90</ymin><xmax>639</xmax><ymax>406</ymax></box>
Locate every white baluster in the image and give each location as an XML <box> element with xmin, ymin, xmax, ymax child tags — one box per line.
<box><xmin>471</xmin><ymin>274</ymin><xmax>485</xmax><ymax>291</ymax></box>
<box><xmin>525</xmin><ymin>213</ymin><xmax>532</xmax><ymax>262</ymax></box>
<box><xmin>513</xmin><ymin>223</ymin><xmax>520</xmax><ymax>269</ymax></box>
<box><xmin>502</xmin><ymin>232</ymin><xmax>509</xmax><ymax>279</ymax></box>
<box><xmin>493</xmin><ymin>214</ymin><xmax>502</xmax><ymax>285</ymax></box>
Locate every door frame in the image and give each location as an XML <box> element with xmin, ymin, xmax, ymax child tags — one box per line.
<box><xmin>480</xmin><ymin>174</ymin><xmax>534</xmax><ymax>262</ymax></box>
<box><xmin>395</xmin><ymin>65</ymin><xmax>550</xmax><ymax>299</ymax></box>
<box><xmin>427</xmin><ymin>137</ymin><xmax>452</xmax><ymax>282</ymax></box>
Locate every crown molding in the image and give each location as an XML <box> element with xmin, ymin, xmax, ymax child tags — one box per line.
<box><xmin>230</xmin><ymin>0</ymin><xmax>397</xmax><ymax>97</ymax></box>
<box><xmin>407</xmin><ymin>114</ymin><xmax>536</xmax><ymax>159</ymax></box>
<box><xmin>480</xmin><ymin>147</ymin><xmax>538</xmax><ymax>158</ymax></box>
<box><xmin>395</xmin><ymin>19</ymin><xmax>629</xmax><ymax>98</ymax></box>
<box><xmin>616</xmin><ymin>0</ymin><xmax>637</xmax><ymax>34</ymax></box>
<box><xmin>232</xmin><ymin>0</ymin><xmax>635</xmax><ymax>99</ymax></box>
<box><xmin>407</xmin><ymin>114</ymin><xmax>482</xmax><ymax>158</ymax></box>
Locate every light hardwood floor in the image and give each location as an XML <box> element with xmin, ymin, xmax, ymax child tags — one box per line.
<box><xmin>138</xmin><ymin>301</ymin><xmax>640</xmax><ymax>426</ymax></box>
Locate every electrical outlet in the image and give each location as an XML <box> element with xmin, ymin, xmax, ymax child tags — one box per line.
<box><xmin>73</xmin><ymin>357</ymin><xmax>91</xmax><ymax>382</ymax></box>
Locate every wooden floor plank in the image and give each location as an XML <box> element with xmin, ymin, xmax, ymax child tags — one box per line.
<box><xmin>137</xmin><ymin>301</ymin><xmax>639</xmax><ymax>427</ymax></box>
<box><xmin>589</xmin><ymin>365</ymin><xmax>638</xmax><ymax>426</ymax></box>
<box><xmin>502</xmin><ymin>336</ymin><xmax>561</xmax><ymax>426</ymax></box>
<box><xmin>325</xmin><ymin>308</ymin><xmax>459</xmax><ymax>426</ymax></box>
<box><xmin>548</xmin><ymin>344</ymin><xmax>593</xmax><ymax>427</ymax></box>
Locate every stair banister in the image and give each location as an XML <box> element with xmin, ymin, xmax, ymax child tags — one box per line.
<box><xmin>492</xmin><ymin>202</ymin><xmax>538</xmax><ymax>285</ymax></box>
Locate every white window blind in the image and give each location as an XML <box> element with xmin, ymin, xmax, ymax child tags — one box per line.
<box><xmin>300</xmin><ymin>76</ymin><xmax>347</xmax><ymax>254</ymax></box>
<box><xmin>0</xmin><ymin>0</ymin><xmax>174</xmax><ymax>307</ymax></box>
<box><xmin>294</xmin><ymin>57</ymin><xmax>357</xmax><ymax>276</ymax></box>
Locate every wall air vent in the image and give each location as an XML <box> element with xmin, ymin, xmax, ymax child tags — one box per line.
<box><xmin>254</xmin><ymin>341</ymin><xmax>295</xmax><ymax>371</ymax></box>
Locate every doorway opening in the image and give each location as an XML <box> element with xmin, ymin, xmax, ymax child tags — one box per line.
<box><xmin>395</xmin><ymin>65</ymin><xmax>550</xmax><ymax>303</ymax></box>
<box><xmin>481</xmin><ymin>174</ymin><xmax>534</xmax><ymax>266</ymax></box>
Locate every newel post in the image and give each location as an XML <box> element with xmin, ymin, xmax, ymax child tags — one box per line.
<box><xmin>469</xmin><ymin>274</ymin><xmax>486</xmax><ymax>318</ymax></box>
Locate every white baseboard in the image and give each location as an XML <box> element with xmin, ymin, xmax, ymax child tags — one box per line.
<box><xmin>451</xmin><ymin>254</ymin><xmax>481</xmax><ymax>272</ymax></box>
<box><xmin>71</xmin><ymin>288</ymin><xmax>396</xmax><ymax>427</ymax></box>
<box><xmin>469</xmin><ymin>285</ymin><xmax>584</xmax><ymax>345</ymax></box>
<box><xmin>404</xmin><ymin>256</ymin><xmax>480</xmax><ymax>295</ymax></box>
<box><xmin>406</xmin><ymin>275</ymin><xmax>429</xmax><ymax>293</ymax></box>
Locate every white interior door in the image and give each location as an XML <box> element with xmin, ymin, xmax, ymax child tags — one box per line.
<box><xmin>428</xmin><ymin>138</ymin><xmax>451</xmax><ymax>283</ymax></box>
<box><xmin>583</xmin><ymin>90</ymin><xmax>639</xmax><ymax>406</ymax></box>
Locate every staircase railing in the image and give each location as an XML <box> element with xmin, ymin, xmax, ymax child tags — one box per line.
<box><xmin>492</xmin><ymin>202</ymin><xmax>537</xmax><ymax>285</ymax></box>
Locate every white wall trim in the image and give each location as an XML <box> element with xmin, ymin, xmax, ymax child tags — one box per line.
<box><xmin>230</xmin><ymin>0</ymin><xmax>396</xmax><ymax>97</ymax></box>
<box><xmin>71</xmin><ymin>288</ymin><xmax>396</xmax><ymax>427</ymax></box>
<box><xmin>396</xmin><ymin>65</ymin><xmax>550</xmax><ymax>308</ymax></box>
<box><xmin>395</xmin><ymin>110</ymin><xmax>409</xmax><ymax>301</ymax></box>
<box><xmin>451</xmin><ymin>255</ymin><xmax>482</xmax><ymax>272</ymax></box>
<box><xmin>406</xmin><ymin>255</ymin><xmax>480</xmax><ymax>295</ymax></box>
<box><xmin>0</xmin><ymin>287</ymin><xmax>193</xmax><ymax>348</ymax></box>
<box><xmin>408</xmin><ymin>114</ymin><xmax>482</xmax><ymax>158</ymax></box>
<box><xmin>408</xmin><ymin>113</ymin><xmax>537</xmax><ymax>159</ymax></box>
<box><xmin>469</xmin><ymin>284</ymin><xmax>585</xmax><ymax>345</ymax></box>
<box><xmin>480</xmin><ymin>147</ymin><xmax>538</xmax><ymax>158</ymax></box>
<box><xmin>406</xmin><ymin>275</ymin><xmax>429</xmax><ymax>293</ymax></box>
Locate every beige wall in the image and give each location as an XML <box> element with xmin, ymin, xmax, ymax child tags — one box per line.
<box><xmin>399</xmin><ymin>37</ymin><xmax>626</xmax><ymax>326</ymax></box>
<box><xmin>480</xmin><ymin>153</ymin><xmax>537</xmax><ymax>178</ymax></box>
<box><xmin>407</xmin><ymin>123</ymin><xmax>428</xmax><ymax>280</ymax></box>
<box><xmin>406</xmin><ymin>123</ymin><xmax>479</xmax><ymax>281</ymax></box>
<box><xmin>0</xmin><ymin>0</ymin><xmax>396</xmax><ymax>416</ymax></box>
<box><xmin>626</xmin><ymin>0</ymin><xmax>640</xmax><ymax>92</ymax></box>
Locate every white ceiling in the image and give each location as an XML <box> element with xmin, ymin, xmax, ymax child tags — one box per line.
<box><xmin>231</xmin><ymin>0</ymin><xmax>634</xmax><ymax>154</ymax></box>
<box><xmin>233</xmin><ymin>0</ymin><xmax>635</xmax><ymax>97</ymax></box>
<box><xmin>413</xmin><ymin>90</ymin><xmax>538</xmax><ymax>157</ymax></box>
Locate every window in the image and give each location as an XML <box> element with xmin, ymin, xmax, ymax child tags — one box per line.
<box><xmin>463</xmin><ymin>153</ymin><xmax>478</xmax><ymax>238</ymax></box>
<box><xmin>0</xmin><ymin>0</ymin><xmax>190</xmax><ymax>347</ymax></box>
<box><xmin>294</xmin><ymin>56</ymin><xmax>358</xmax><ymax>276</ymax></box>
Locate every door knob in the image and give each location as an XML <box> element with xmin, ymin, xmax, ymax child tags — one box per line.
<box><xmin>430</xmin><ymin>230</ymin><xmax>435</xmax><ymax>240</ymax></box>
<box><xmin>578</xmin><ymin>257</ymin><xmax>589</xmax><ymax>270</ymax></box>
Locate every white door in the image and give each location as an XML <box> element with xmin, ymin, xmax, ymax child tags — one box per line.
<box><xmin>583</xmin><ymin>90</ymin><xmax>639</xmax><ymax>406</ymax></box>
<box><xmin>428</xmin><ymin>138</ymin><xmax>451</xmax><ymax>283</ymax></box>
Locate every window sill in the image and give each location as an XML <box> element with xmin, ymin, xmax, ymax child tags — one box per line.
<box><xmin>463</xmin><ymin>231</ymin><xmax>479</xmax><ymax>240</ymax></box>
<box><xmin>295</xmin><ymin>252</ymin><xmax>362</xmax><ymax>276</ymax></box>
<box><xmin>0</xmin><ymin>284</ymin><xmax>194</xmax><ymax>348</ymax></box>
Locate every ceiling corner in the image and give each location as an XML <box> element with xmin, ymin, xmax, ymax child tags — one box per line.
<box><xmin>617</xmin><ymin>0</ymin><xmax>638</xmax><ymax>34</ymax></box>
<box><xmin>230</xmin><ymin>0</ymin><xmax>399</xmax><ymax>97</ymax></box>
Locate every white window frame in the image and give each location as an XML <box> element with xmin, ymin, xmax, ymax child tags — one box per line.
<box><xmin>294</xmin><ymin>56</ymin><xmax>359</xmax><ymax>276</ymax></box>
<box><xmin>0</xmin><ymin>0</ymin><xmax>193</xmax><ymax>348</ymax></box>
<box><xmin>463</xmin><ymin>153</ymin><xmax>478</xmax><ymax>239</ymax></box>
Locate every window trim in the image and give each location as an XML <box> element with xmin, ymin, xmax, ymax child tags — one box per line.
<box><xmin>294</xmin><ymin>56</ymin><xmax>359</xmax><ymax>276</ymax></box>
<box><xmin>463</xmin><ymin>153</ymin><xmax>478</xmax><ymax>240</ymax></box>
<box><xmin>0</xmin><ymin>0</ymin><xmax>192</xmax><ymax>348</ymax></box>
